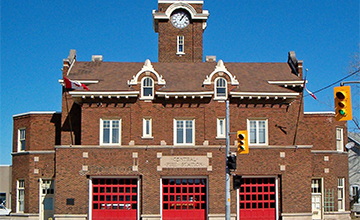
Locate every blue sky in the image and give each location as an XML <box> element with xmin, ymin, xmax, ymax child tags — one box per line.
<box><xmin>1</xmin><ymin>1</ymin><xmax>359</xmax><ymax>165</ymax></box>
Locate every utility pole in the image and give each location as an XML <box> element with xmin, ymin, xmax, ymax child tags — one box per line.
<box><xmin>225</xmin><ymin>100</ymin><xmax>231</xmax><ymax>220</ymax></box>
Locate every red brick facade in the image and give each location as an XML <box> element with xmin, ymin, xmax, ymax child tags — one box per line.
<box><xmin>11</xmin><ymin>1</ymin><xmax>350</xmax><ymax>220</ymax></box>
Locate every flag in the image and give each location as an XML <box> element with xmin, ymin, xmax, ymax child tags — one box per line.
<box><xmin>63</xmin><ymin>77</ymin><xmax>89</xmax><ymax>91</ymax></box>
<box><xmin>304</xmin><ymin>86</ymin><xmax>317</xmax><ymax>100</ymax></box>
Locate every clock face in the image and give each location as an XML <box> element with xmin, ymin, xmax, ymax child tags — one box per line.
<box><xmin>171</xmin><ymin>11</ymin><xmax>190</xmax><ymax>29</ymax></box>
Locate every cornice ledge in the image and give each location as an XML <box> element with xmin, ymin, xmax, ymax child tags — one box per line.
<box><xmin>268</xmin><ymin>80</ymin><xmax>306</xmax><ymax>88</ymax></box>
<box><xmin>68</xmin><ymin>91</ymin><xmax>139</xmax><ymax>98</ymax></box>
<box><xmin>12</xmin><ymin>150</ymin><xmax>55</xmax><ymax>155</ymax></box>
<box><xmin>311</xmin><ymin>150</ymin><xmax>347</xmax><ymax>154</ymax></box>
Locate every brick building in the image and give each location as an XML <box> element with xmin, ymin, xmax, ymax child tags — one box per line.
<box><xmin>11</xmin><ymin>1</ymin><xmax>350</xmax><ymax>220</ymax></box>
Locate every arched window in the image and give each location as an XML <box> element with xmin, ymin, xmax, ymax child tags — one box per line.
<box><xmin>142</xmin><ymin>77</ymin><xmax>154</xmax><ymax>99</ymax></box>
<box><xmin>215</xmin><ymin>78</ymin><xmax>227</xmax><ymax>99</ymax></box>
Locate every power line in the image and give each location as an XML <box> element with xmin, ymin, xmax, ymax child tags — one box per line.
<box><xmin>304</xmin><ymin>68</ymin><xmax>360</xmax><ymax>98</ymax></box>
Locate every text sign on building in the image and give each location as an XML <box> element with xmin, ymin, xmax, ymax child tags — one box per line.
<box><xmin>160</xmin><ymin>156</ymin><xmax>209</xmax><ymax>169</ymax></box>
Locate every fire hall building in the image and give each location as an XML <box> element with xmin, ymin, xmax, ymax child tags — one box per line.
<box><xmin>11</xmin><ymin>1</ymin><xmax>350</xmax><ymax>220</ymax></box>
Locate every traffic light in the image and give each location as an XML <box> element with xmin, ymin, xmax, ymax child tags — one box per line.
<box><xmin>233</xmin><ymin>175</ymin><xmax>242</xmax><ymax>190</ymax></box>
<box><xmin>227</xmin><ymin>155</ymin><xmax>236</xmax><ymax>170</ymax></box>
<box><xmin>237</xmin><ymin>130</ymin><xmax>249</xmax><ymax>154</ymax></box>
<box><xmin>334</xmin><ymin>86</ymin><xmax>352</xmax><ymax>121</ymax></box>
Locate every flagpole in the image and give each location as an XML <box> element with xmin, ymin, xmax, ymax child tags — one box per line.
<box><xmin>64</xmin><ymin>89</ymin><xmax>74</xmax><ymax>146</ymax></box>
<box><xmin>63</xmin><ymin>77</ymin><xmax>89</xmax><ymax>146</ymax></box>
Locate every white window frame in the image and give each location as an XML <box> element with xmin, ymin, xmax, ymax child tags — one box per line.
<box><xmin>100</xmin><ymin>119</ymin><xmax>121</xmax><ymax>146</ymax></box>
<box><xmin>174</xmin><ymin>119</ymin><xmax>195</xmax><ymax>146</ymax></box>
<box><xmin>247</xmin><ymin>119</ymin><xmax>268</xmax><ymax>146</ymax></box>
<box><xmin>214</xmin><ymin>78</ymin><xmax>227</xmax><ymax>100</ymax></box>
<box><xmin>337</xmin><ymin>178</ymin><xmax>345</xmax><ymax>211</ymax></box>
<box><xmin>216</xmin><ymin>118</ymin><xmax>226</xmax><ymax>139</ymax></box>
<box><xmin>141</xmin><ymin>77</ymin><xmax>154</xmax><ymax>100</ymax></box>
<box><xmin>351</xmin><ymin>185</ymin><xmax>359</xmax><ymax>199</ymax></box>
<box><xmin>18</xmin><ymin>128</ymin><xmax>26</xmax><ymax>152</ymax></box>
<box><xmin>177</xmin><ymin>36</ymin><xmax>185</xmax><ymax>55</ymax></box>
<box><xmin>336</xmin><ymin>127</ymin><xmax>344</xmax><ymax>152</ymax></box>
<box><xmin>17</xmin><ymin>180</ymin><xmax>25</xmax><ymax>213</ymax></box>
<box><xmin>142</xmin><ymin>118</ymin><xmax>153</xmax><ymax>138</ymax></box>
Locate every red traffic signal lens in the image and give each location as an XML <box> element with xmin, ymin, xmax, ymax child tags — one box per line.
<box><xmin>336</xmin><ymin>91</ymin><xmax>345</xmax><ymax>100</ymax></box>
<box><xmin>238</xmin><ymin>134</ymin><xmax>245</xmax><ymax>140</ymax></box>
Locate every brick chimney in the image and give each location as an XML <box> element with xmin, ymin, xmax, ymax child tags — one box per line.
<box><xmin>287</xmin><ymin>51</ymin><xmax>303</xmax><ymax>78</ymax></box>
<box><xmin>62</xmin><ymin>49</ymin><xmax>76</xmax><ymax>77</ymax></box>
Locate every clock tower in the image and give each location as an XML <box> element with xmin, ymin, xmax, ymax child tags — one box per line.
<box><xmin>153</xmin><ymin>0</ymin><xmax>209</xmax><ymax>63</ymax></box>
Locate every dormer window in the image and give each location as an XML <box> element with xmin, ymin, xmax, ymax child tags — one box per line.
<box><xmin>142</xmin><ymin>77</ymin><xmax>154</xmax><ymax>99</ymax></box>
<box><xmin>215</xmin><ymin>78</ymin><xmax>227</xmax><ymax>99</ymax></box>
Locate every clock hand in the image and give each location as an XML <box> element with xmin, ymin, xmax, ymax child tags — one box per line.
<box><xmin>180</xmin><ymin>14</ymin><xmax>185</xmax><ymax>21</ymax></box>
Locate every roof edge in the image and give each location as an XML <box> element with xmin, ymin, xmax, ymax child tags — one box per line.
<box><xmin>13</xmin><ymin>111</ymin><xmax>60</xmax><ymax>118</ymax></box>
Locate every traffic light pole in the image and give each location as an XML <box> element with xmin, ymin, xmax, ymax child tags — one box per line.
<box><xmin>225</xmin><ymin>100</ymin><xmax>231</xmax><ymax>220</ymax></box>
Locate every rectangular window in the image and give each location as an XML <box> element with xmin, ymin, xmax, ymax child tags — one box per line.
<box><xmin>338</xmin><ymin>178</ymin><xmax>345</xmax><ymax>211</ymax></box>
<box><xmin>18</xmin><ymin>128</ymin><xmax>26</xmax><ymax>152</ymax></box>
<box><xmin>174</xmin><ymin>119</ymin><xmax>194</xmax><ymax>145</ymax></box>
<box><xmin>142</xmin><ymin>118</ymin><xmax>152</xmax><ymax>138</ymax></box>
<box><xmin>217</xmin><ymin>118</ymin><xmax>226</xmax><ymax>138</ymax></box>
<box><xmin>177</xmin><ymin>36</ymin><xmax>184</xmax><ymax>54</ymax></box>
<box><xmin>248</xmin><ymin>119</ymin><xmax>268</xmax><ymax>145</ymax></box>
<box><xmin>351</xmin><ymin>185</ymin><xmax>359</xmax><ymax>199</ymax></box>
<box><xmin>0</xmin><ymin>193</ymin><xmax>6</xmax><ymax>205</ymax></box>
<box><xmin>17</xmin><ymin>180</ymin><xmax>25</xmax><ymax>212</ymax></box>
<box><xmin>311</xmin><ymin>179</ymin><xmax>321</xmax><ymax>194</ymax></box>
<box><xmin>100</xmin><ymin>119</ymin><xmax>121</xmax><ymax>145</ymax></box>
<box><xmin>336</xmin><ymin>127</ymin><xmax>344</xmax><ymax>151</ymax></box>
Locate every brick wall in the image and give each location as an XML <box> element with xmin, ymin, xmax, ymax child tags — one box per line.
<box><xmin>12</xmin><ymin>113</ymin><xmax>59</xmax><ymax>212</ymax></box>
<box><xmin>13</xmin><ymin>113</ymin><xmax>61</xmax><ymax>152</ymax></box>
<box><xmin>53</xmin><ymin>93</ymin><xmax>349</xmax><ymax>216</ymax></box>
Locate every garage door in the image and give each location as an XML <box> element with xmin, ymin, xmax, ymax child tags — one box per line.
<box><xmin>162</xmin><ymin>178</ymin><xmax>207</xmax><ymax>220</ymax></box>
<box><xmin>239</xmin><ymin>177</ymin><xmax>276</xmax><ymax>220</ymax></box>
<box><xmin>92</xmin><ymin>178</ymin><xmax>137</xmax><ymax>220</ymax></box>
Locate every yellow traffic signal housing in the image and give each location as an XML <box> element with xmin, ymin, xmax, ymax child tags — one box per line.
<box><xmin>334</xmin><ymin>86</ymin><xmax>352</xmax><ymax>121</ymax></box>
<box><xmin>237</xmin><ymin>130</ymin><xmax>249</xmax><ymax>155</ymax></box>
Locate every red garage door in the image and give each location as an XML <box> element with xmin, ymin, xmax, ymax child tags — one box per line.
<box><xmin>162</xmin><ymin>178</ymin><xmax>207</xmax><ymax>220</ymax></box>
<box><xmin>239</xmin><ymin>177</ymin><xmax>276</xmax><ymax>220</ymax></box>
<box><xmin>92</xmin><ymin>178</ymin><xmax>137</xmax><ymax>220</ymax></box>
